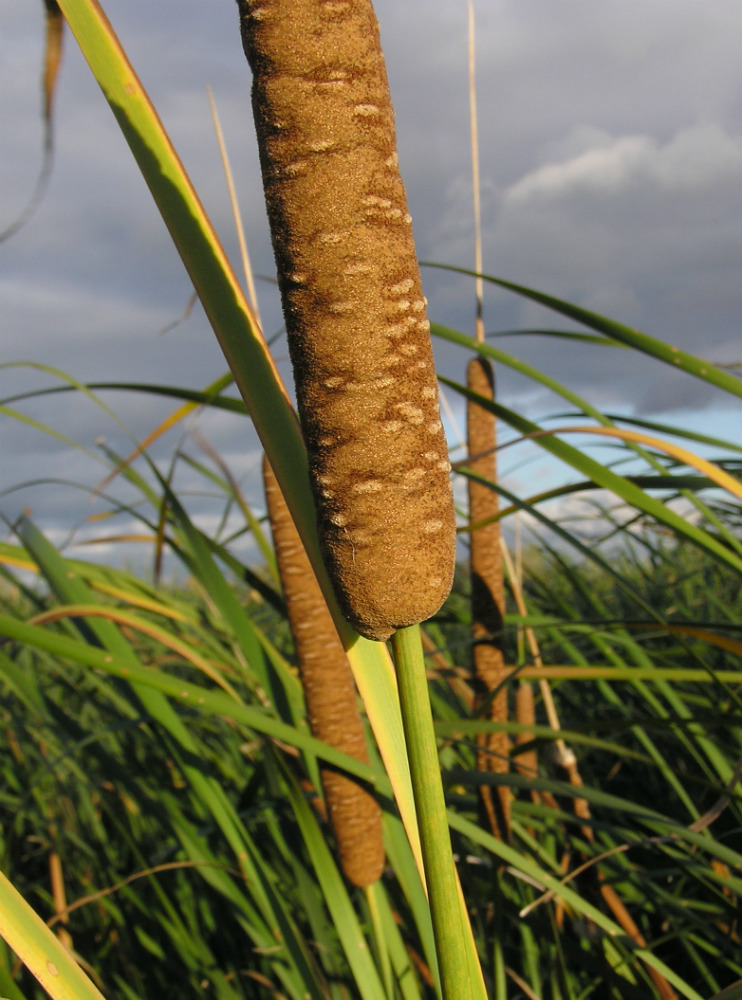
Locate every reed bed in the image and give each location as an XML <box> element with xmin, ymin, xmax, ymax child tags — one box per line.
<box><xmin>1</xmin><ymin>3</ymin><xmax>741</xmax><ymax>1000</ymax></box>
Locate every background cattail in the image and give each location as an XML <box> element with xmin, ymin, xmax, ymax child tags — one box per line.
<box><xmin>466</xmin><ymin>355</ymin><xmax>510</xmax><ymax>841</ymax></box>
<box><xmin>237</xmin><ymin>0</ymin><xmax>456</xmax><ymax>641</ymax></box>
<box><xmin>514</xmin><ymin>681</ymin><xmax>538</xmax><ymax>787</ymax></box>
<box><xmin>263</xmin><ymin>455</ymin><xmax>385</xmax><ymax>888</ymax></box>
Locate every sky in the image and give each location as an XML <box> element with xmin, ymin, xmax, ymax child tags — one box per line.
<box><xmin>1</xmin><ymin>0</ymin><xmax>741</xmax><ymax>571</ymax></box>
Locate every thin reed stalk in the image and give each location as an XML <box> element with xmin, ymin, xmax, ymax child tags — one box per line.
<box><xmin>466</xmin><ymin>1</ymin><xmax>510</xmax><ymax>843</ymax></box>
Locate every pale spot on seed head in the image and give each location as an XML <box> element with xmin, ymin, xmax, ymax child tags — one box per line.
<box><xmin>395</xmin><ymin>402</ymin><xmax>424</xmax><ymax>424</ymax></box>
<box><xmin>423</xmin><ymin>520</ymin><xmax>443</xmax><ymax>533</ymax></box>
<box><xmin>352</xmin><ymin>480</ymin><xmax>383</xmax><ymax>493</ymax></box>
<box><xmin>284</xmin><ymin>161</ymin><xmax>308</xmax><ymax>176</ymax></box>
<box><xmin>343</xmin><ymin>261</ymin><xmax>374</xmax><ymax>275</ymax></box>
<box><xmin>317</xmin><ymin>69</ymin><xmax>348</xmax><ymax>87</ymax></box>
<box><xmin>390</xmin><ymin>278</ymin><xmax>414</xmax><ymax>295</ymax></box>
<box><xmin>386</xmin><ymin>322</ymin><xmax>407</xmax><ymax>338</ymax></box>
<box><xmin>362</xmin><ymin>194</ymin><xmax>392</xmax><ymax>208</ymax></box>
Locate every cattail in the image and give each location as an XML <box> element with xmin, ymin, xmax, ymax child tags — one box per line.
<box><xmin>466</xmin><ymin>355</ymin><xmax>510</xmax><ymax>841</ymax></box>
<box><xmin>514</xmin><ymin>681</ymin><xmax>559</xmax><ymax>813</ymax></box>
<box><xmin>514</xmin><ymin>681</ymin><xmax>538</xmax><ymax>787</ymax></box>
<box><xmin>237</xmin><ymin>0</ymin><xmax>456</xmax><ymax>641</ymax></box>
<box><xmin>263</xmin><ymin>455</ymin><xmax>385</xmax><ymax>887</ymax></box>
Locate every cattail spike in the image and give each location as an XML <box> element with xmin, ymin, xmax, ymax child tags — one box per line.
<box><xmin>238</xmin><ymin>0</ymin><xmax>456</xmax><ymax>641</ymax></box>
<box><xmin>467</xmin><ymin>355</ymin><xmax>510</xmax><ymax>841</ymax></box>
<box><xmin>263</xmin><ymin>455</ymin><xmax>384</xmax><ymax>887</ymax></box>
<box><xmin>515</xmin><ymin>681</ymin><xmax>538</xmax><ymax>785</ymax></box>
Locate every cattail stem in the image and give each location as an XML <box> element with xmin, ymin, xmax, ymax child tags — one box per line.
<box><xmin>392</xmin><ymin>625</ymin><xmax>476</xmax><ymax>1000</ymax></box>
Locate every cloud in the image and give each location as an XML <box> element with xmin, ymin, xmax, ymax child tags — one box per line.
<box><xmin>505</xmin><ymin>132</ymin><xmax>652</xmax><ymax>203</ymax></box>
<box><xmin>1</xmin><ymin>0</ymin><xmax>740</xmax><ymax>552</ymax></box>
<box><xmin>505</xmin><ymin>123</ymin><xmax>742</xmax><ymax>204</ymax></box>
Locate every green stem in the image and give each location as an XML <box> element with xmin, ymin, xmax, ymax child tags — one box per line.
<box><xmin>392</xmin><ymin>624</ymin><xmax>476</xmax><ymax>1000</ymax></box>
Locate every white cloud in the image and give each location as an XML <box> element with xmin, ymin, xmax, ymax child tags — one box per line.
<box><xmin>505</xmin><ymin>123</ymin><xmax>742</xmax><ymax>205</ymax></box>
<box><xmin>506</xmin><ymin>133</ymin><xmax>651</xmax><ymax>203</ymax></box>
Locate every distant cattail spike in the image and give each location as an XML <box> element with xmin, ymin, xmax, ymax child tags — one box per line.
<box><xmin>262</xmin><ymin>455</ymin><xmax>384</xmax><ymax>888</ymax></box>
<box><xmin>467</xmin><ymin>355</ymin><xmax>510</xmax><ymax>841</ymax></box>
<box><xmin>514</xmin><ymin>681</ymin><xmax>538</xmax><ymax>785</ymax></box>
<box><xmin>238</xmin><ymin>0</ymin><xmax>456</xmax><ymax>641</ymax></box>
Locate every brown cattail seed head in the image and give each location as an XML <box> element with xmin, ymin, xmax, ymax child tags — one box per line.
<box><xmin>238</xmin><ymin>0</ymin><xmax>456</xmax><ymax>640</ymax></box>
<box><xmin>467</xmin><ymin>355</ymin><xmax>510</xmax><ymax>841</ymax></box>
<box><xmin>515</xmin><ymin>681</ymin><xmax>538</xmax><ymax>780</ymax></box>
<box><xmin>263</xmin><ymin>456</ymin><xmax>385</xmax><ymax>887</ymax></box>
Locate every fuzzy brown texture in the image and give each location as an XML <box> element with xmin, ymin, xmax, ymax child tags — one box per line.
<box><xmin>466</xmin><ymin>355</ymin><xmax>510</xmax><ymax>841</ymax></box>
<box><xmin>514</xmin><ymin>681</ymin><xmax>538</xmax><ymax>783</ymax></box>
<box><xmin>263</xmin><ymin>456</ymin><xmax>384</xmax><ymax>887</ymax></box>
<box><xmin>238</xmin><ymin>0</ymin><xmax>456</xmax><ymax>641</ymax></box>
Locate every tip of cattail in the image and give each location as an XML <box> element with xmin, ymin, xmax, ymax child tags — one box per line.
<box><xmin>322</xmin><ymin>503</ymin><xmax>456</xmax><ymax>642</ymax></box>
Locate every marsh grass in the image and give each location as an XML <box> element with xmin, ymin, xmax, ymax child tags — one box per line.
<box><xmin>1</xmin><ymin>3</ymin><xmax>742</xmax><ymax>999</ymax></box>
<box><xmin>2</xmin><ymin>396</ymin><xmax>741</xmax><ymax>1000</ymax></box>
